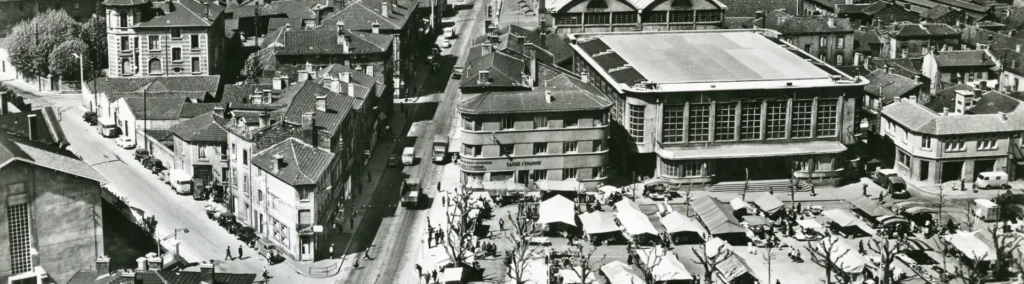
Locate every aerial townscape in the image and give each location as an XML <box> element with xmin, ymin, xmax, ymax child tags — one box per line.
<box><xmin>6</xmin><ymin>0</ymin><xmax>1024</xmax><ymax>283</ymax></box>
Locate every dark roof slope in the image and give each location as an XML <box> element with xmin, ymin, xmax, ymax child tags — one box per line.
<box><xmin>967</xmin><ymin>91</ymin><xmax>1021</xmax><ymax>114</ymax></box>
<box><xmin>0</xmin><ymin>132</ymin><xmax>106</xmax><ymax>183</ymax></box>
<box><xmin>934</xmin><ymin>50</ymin><xmax>996</xmax><ymax>67</ymax></box>
<box><xmin>92</xmin><ymin>76</ymin><xmax>221</xmax><ymax>100</ymax></box>
<box><xmin>777</xmin><ymin>17</ymin><xmax>855</xmax><ymax>35</ymax></box>
<box><xmin>992</xmin><ymin>48</ymin><xmax>1024</xmax><ymax>76</ymax></box>
<box><xmin>281</xmin><ymin>81</ymin><xmax>356</xmax><ymax>135</ymax></box>
<box><xmin>180</xmin><ymin>103</ymin><xmax>223</xmax><ymax>118</ymax></box>
<box><xmin>273</xmin><ymin>29</ymin><xmax>394</xmax><ymax>55</ymax></box>
<box><xmin>716</xmin><ymin>0</ymin><xmax>796</xmax><ymax>17</ymax></box>
<box><xmin>103</xmin><ymin>0</ymin><xmax>150</xmax><ymax>6</ymax></box>
<box><xmin>961</xmin><ymin>26</ymin><xmax>1024</xmax><ymax>51</ymax></box>
<box><xmin>251</xmin><ymin>137</ymin><xmax>334</xmax><ymax>185</ymax></box>
<box><xmin>890</xmin><ymin>23</ymin><xmax>960</xmax><ymax>38</ymax></box>
<box><xmin>863</xmin><ymin>70</ymin><xmax>922</xmax><ymax>102</ymax></box>
<box><xmin>318</xmin><ymin>0</ymin><xmax>418</xmax><ymax>31</ymax></box>
<box><xmin>136</xmin><ymin>0</ymin><xmax>225</xmax><ymax>28</ymax></box>
<box><xmin>921</xmin><ymin>5</ymin><xmax>956</xmax><ymax>20</ymax></box>
<box><xmin>922</xmin><ymin>83</ymin><xmax>972</xmax><ymax>112</ymax></box>
<box><xmin>0</xmin><ymin>107</ymin><xmax>67</xmax><ymax>146</ymax></box>
<box><xmin>458</xmin><ymin>65</ymin><xmax>612</xmax><ymax>115</ymax></box>
<box><xmin>460</xmin><ymin>48</ymin><xmax>528</xmax><ymax>89</ymax></box>
<box><xmin>169</xmin><ymin>112</ymin><xmax>229</xmax><ymax>142</ymax></box>
<box><xmin>125</xmin><ymin>97</ymin><xmax>187</xmax><ymax>120</ymax></box>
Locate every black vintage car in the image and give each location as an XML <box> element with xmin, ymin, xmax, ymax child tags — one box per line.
<box><xmin>237</xmin><ymin>227</ymin><xmax>258</xmax><ymax>247</ymax></box>
<box><xmin>83</xmin><ymin>111</ymin><xmax>98</xmax><ymax>125</ymax></box>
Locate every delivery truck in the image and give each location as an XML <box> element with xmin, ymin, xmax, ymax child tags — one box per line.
<box><xmin>402</xmin><ymin>147</ymin><xmax>416</xmax><ymax>165</ymax></box>
<box><xmin>433</xmin><ymin>134</ymin><xmax>448</xmax><ymax>163</ymax></box>
<box><xmin>401</xmin><ymin>178</ymin><xmax>421</xmax><ymax>208</ymax></box>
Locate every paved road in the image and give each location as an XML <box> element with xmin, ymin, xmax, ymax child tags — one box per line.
<box><xmin>335</xmin><ymin>1</ymin><xmax>488</xmax><ymax>283</ymax></box>
<box><xmin>0</xmin><ymin>79</ymin><xmax>334</xmax><ymax>283</ymax></box>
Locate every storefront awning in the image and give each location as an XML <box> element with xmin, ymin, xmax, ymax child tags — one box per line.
<box><xmin>657</xmin><ymin>141</ymin><xmax>847</xmax><ymax>160</ymax></box>
<box><xmin>850</xmin><ymin>196</ymin><xmax>895</xmax><ymax>217</ymax></box>
<box><xmin>823</xmin><ymin>209</ymin><xmax>860</xmax><ymax>227</ymax></box>
<box><xmin>634</xmin><ymin>248</ymin><xmax>693</xmax><ymax>282</ymax></box>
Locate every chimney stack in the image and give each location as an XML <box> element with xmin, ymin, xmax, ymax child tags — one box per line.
<box><xmin>545</xmin><ymin>90</ymin><xmax>553</xmax><ymax>103</ymax></box>
<box><xmin>341</xmin><ymin>72</ymin><xmax>351</xmax><ymax>83</ymax></box>
<box><xmin>273</xmin><ymin>154</ymin><xmax>284</xmax><ymax>172</ymax></box>
<box><xmin>580</xmin><ymin>70</ymin><xmax>589</xmax><ymax>83</ymax></box>
<box><xmin>337</xmin><ymin>21</ymin><xmax>349</xmax><ymax>53</ymax></box>
<box><xmin>96</xmin><ymin>256</ymin><xmax>111</xmax><ymax>276</ymax></box>
<box><xmin>330</xmin><ymin>78</ymin><xmax>342</xmax><ymax>93</ymax></box>
<box><xmin>301</xmin><ymin>111</ymin><xmax>315</xmax><ymax>130</ymax></box>
<box><xmin>199</xmin><ymin>262</ymin><xmax>215</xmax><ymax>284</ymax></box>
<box><xmin>258</xmin><ymin>113</ymin><xmax>270</xmax><ymax>128</ymax></box>
<box><xmin>347</xmin><ymin>81</ymin><xmax>355</xmax><ymax>97</ymax></box>
<box><xmin>273</xmin><ymin>74</ymin><xmax>289</xmax><ymax>90</ymax></box>
<box><xmin>478</xmin><ymin>70</ymin><xmax>489</xmax><ymax>85</ymax></box>
<box><xmin>1016</xmin><ymin>44</ymin><xmax>1021</xmax><ymax>53</ymax></box>
<box><xmin>315</xmin><ymin>93</ymin><xmax>328</xmax><ymax>112</ymax></box>
<box><xmin>26</xmin><ymin>113</ymin><xmax>37</xmax><ymax>141</ymax></box>
<box><xmin>136</xmin><ymin>257</ymin><xmax>148</xmax><ymax>271</ymax></box>
<box><xmin>371</xmin><ymin>21</ymin><xmax>381</xmax><ymax>34</ymax></box>
<box><xmin>943</xmin><ymin>107</ymin><xmax>949</xmax><ymax>116</ymax></box>
<box><xmin>366</xmin><ymin>65</ymin><xmax>374</xmax><ymax>76</ymax></box>
<box><xmin>146</xmin><ymin>255</ymin><xmax>162</xmax><ymax>271</ymax></box>
<box><xmin>827</xmin><ymin>18</ymin><xmax>834</xmax><ymax>28</ymax></box>
<box><xmin>381</xmin><ymin>2</ymin><xmax>389</xmax><ymax>17</ymax></box>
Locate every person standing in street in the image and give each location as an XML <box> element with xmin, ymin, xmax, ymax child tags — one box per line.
<box><xmin>863</xmin><ymin>183</ymin><xmax>868</xmax><ymax>196</ymax></box>
<box><xmin>499</xmin><ymin>218</ymin><xmax>505</xmax><ymax>231</ymax></box>
<box><xmin>329</xmin><ymin>243</ymin><xmax>335</xmax><ymax>259</ymax></box>
<box><xmin>262</xmin><ymin>266</ymin><xmax>269</xmax><ymax>282</ymax></box>
<box><xmin>225</xmin><ymin>246</ymin><xmax>233</xmax><ymax>260</ymax></box>
<box><xmin>416</xmin><ymin>264</ymin><xmax>422</xmax><ymax>277</ymax></box>
<box><xmin>350</xmin><ymin>216</ymin><xmax>355</xmax><ymax>229</ymax></box>
<box><xmin>238</xmin><ymin>245</ymin><xmax>244</xmax><ymax>260</ymax></box>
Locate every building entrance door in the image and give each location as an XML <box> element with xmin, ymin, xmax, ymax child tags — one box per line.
<box><xmin>716</xmin><ymin>158</ymin><xmax>790</xmax><ymax>181</ymax></box>
<box><xmin>920</xmin><ymin>161</ymin><xmax>929</xmax><ymax>181</ymax></box>
<box><xmin>942</xmin><ymin>161</ymin><xmax>964</xmax><ymax>182</ymax></box>
<box><xmin>975</xmin><ymin>159</ymin><xmax>996</xmax><ymax>174</ymax></box>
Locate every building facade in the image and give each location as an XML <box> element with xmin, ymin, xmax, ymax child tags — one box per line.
<box><xmin>881</xmin><ymin>22</ymin><xmax>960</xmax><ymax>59</ymax></box>
<box><xmin>880</xmin><ymin>95</ymin><xmax>1024</xmax><ymax>184</ymax></box>
<box><xmin>773</xmin><ymin>16</ymin><xmax>857</xmax><ymax>66</ymax></box>
<box><xmin>168</xmin><ymin>111</ymin><xmax>230</xmax><ymax>199</ymax></box>
<box><xmin>569</xmin><ymin>30</ymin><xmax>865</xmax><ymax>184</ymax></box>
<box><xmin>920</xmin><ymin>49</ymin><xmax>997</xmax><ymax>92</ymax></box>
<box><xmin>103</xmin><ymin>0</ymin><xmax>225</xmax><ymax>77</ymax></box>
<box><xmin>542</xmin><ymin>0</ymin><xmax>726</xmax><ymax>34</ymax></box>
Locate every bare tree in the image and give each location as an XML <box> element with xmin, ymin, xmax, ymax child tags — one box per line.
<box><xmin>806</xmin><ymin>237</ymin><xmax>858</xmax><ymax>284</ymax></box>
<box><xmin>953</xmin><ymin>252</ymin><xmax>990</xmax><ymax>284</ymax></box>
<box><xmin>504</xmin><ymin>208</ymin><xmax>543</xmax><ymax>284</ymax></box>
<box><xmin>762</xmin><ymin>245</ymin><xmax>778</xmax><ymax>284</ymax></box>
<box><xmin>866</xmin><ymin>236</ymin><xmax>921</xmax><ymax>284</ymax></box>
<box><xmin>691</xmin><ymin>236</ymin><xmax>732</xmax><ymax>284</ymax></box>
<box><xmin>988</xmin><ymin>224</ymin><xmax>1023</xmax><ymax>280</ymax></box>
<box><xmin>441</xmin><ymin>188</ymin><xmax>476</xmax><ymax>266</ymax></box>
<box><xmin>567</xmin><ymin>243</ymin><xmax>606</xmax><ymax>284</ymax></box>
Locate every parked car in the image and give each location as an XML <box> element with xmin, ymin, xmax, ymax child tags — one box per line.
<box><xmin>872</xmin><ymin>168</ymin><xmax>899</xmax><ymax>189</ymax></box>
<box><xmin>82</xmin><ymin>111</ymin><xmax>98</xmax><ymax>126</ymax></box>
<box><xmin>134</xmin><ymin>148</ymin><xmax>151</xmax><ymax>161</ymax></box>
<box><xmin>889</xmin><ymin>177</ymin><xmax>910</xmax><ymax>198</ymax></box>
<box><xmin>452</xmin><ymin>65</ymin><xmax>463</xmax><ymax>79</ymax></box>
<box><xmin>116</xmin><ymin>136</ymin><xmax>136</xmax><ymax>149</ymax></box>
<box><xmin>237</xmin><ymin>227</ymin><xmax>258</xmax><ymax>246</ymax></box>
<box><xmin>976</xmin><ymin>171</ymin><xmax>1010</xmax><ymax>189</ymax></box>
<box><xmin>439</xmin><ymin>40</ymin><xmax>452</xmax><ymax>48</ymax></box>
<box><xmin>388</xmin><ymin>153</ymin><xmax>399</xmax><ymax>167</ymax></box>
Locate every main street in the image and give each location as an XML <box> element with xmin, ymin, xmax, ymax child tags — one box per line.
<box><xmin>335</xmin><ymin>0</ymin><xmax>488</xmax><ymax>282</ymax></box>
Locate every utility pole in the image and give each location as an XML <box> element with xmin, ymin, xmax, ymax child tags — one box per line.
<box><xmin>72</xmin><ymin>53</ymin><xmax>88</xmax><ymax>110</ymax></box>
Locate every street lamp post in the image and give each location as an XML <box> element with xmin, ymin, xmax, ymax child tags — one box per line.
<box><xmin>71</xmin><ymin>53</ymin><xmax>91</xmax><ymax>111</ymax></box>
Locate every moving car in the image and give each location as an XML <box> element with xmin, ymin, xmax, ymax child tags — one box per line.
<box><xmin>433</xmin><ymin>134</ymin><xmax>448</xmax><ymax>163</ymax></box>
<box><xmin>116</xmin><ymin>135</ymin><xmax>136</xmax><ymax>149</ymax></box>
<box><xmin>387</xmin><ymin>153</ymin><xmax>399</xmax><ymax>167</ymax></box>
<box><xmin>444</xmin><ymin>27</ymin><xmax>456</xmax><ymax>39</ymax></box>
<box><xmin>97</xmin><ymin>117</ymin><xmax>119</xmax><ymax>137</ymax></box>
<box><xmin>872</xmin><ymin>168</ymin><xmax>899</xmax><ymax>189</ymax></box>
<box><xmin>402</xmin><ymin>147</ymin><xmax>415</xmax><ymax>165</ymax></box>
<box><xmin>975</xmin><ymin>171</ymin><xmax>1010</xmax><ymax>189</ymax></box>
<box><xmin>889</xmin><ymin>177</ymin><xmax>910</xmax><ymax>198</ymax></box>
<box><xmin>401</xmin><ymin>178</ymin><xmax>421</xmax><ymax>208</ymax></box>
<box><xmin>452</xmin><ymin>65</ymin><xmax>463</xmax><ymax>79</ymax></box>
<box><xmin>439</xmin><ymin>40</ymin><xmax>452</xmax><ymax>48</ymax></box>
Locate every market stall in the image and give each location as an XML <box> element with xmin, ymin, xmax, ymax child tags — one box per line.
<box><xmin>616</xmin><ymin>209</ymin><xmax>660</xmax><ymax>244</ymax></box>
<box><xmin>795</xmin><ymin>219</ymin><xmax>825</xmax><ymax>241</ymax></box>
<box><xmin>601</xmin><ymin>261</ymin><xmax>644</xmax><ymax>284</ymax></box>
<box><xmin>810</xmin><ymin>236</ymin><xmax>867</xmax><ymax>276</ymax></box>
<box><xmin>580</xmin><ymin>211</ymin><xmax>623</xmax><ymax>244</ymax></box>
<box><xmin>849</xmin><ymin>196</ymin><xmax>896</xmax><ymax>221</ymax></box>
<box><xmin>705</xmin><ymin>238</ymin><xmax>757</xmax><ymax>284</ymax></box>
<box><xmin>633</xmin><ymin>248</ymin><xmax>693</xmax><ymax>284</ymax></box>
<box><xmin>822</xmin><ymin>208</ymin><xmax>877</xmax><ymax>237</ymax></box>
<box><xmin>660</xmin><ymin>211</ymin><xmax>705</xmax><ymax>244</ymax></box>
<box><xmin>537</xmin><ymin>195</ymin><xmax>578</xmax><ymax>234</ymax></box>
<box><xmin>559</xmin><ymin>267</ymin><xmax>598</xmax><ymax>284</ymax></box>
<box><xmin>729</xmin><ymin>198</ymin><xmax>751</xmax><ymax>215</ymax></box>
<box><xmin>752</xmin><ymin>193</ymin><xmax>786</xmax><ymax>219</ymax></box>
<box><xmin>532</xmin><ymin>179</ymin><xmax>586</xmax><ymax>200</ymax></box>
<box><xmin>692</xmin><ymin>196</ymin><xmax>748</xmax><ymax>244</ymax></box>
<box><xmin>944</xmin><ymin>231</ymin><xmax>997</xmax><ymax>264</ymax></box>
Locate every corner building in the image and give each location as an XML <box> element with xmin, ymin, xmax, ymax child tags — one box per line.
<box><xmin>569</xmin><ymin>30</ymin><xmax>867</xmax><ymax>184</ymax></box>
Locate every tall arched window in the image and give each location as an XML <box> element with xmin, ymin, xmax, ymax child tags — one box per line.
<box><xmin>119</xmin><ymin>10</ymin><xmax>128</xmax><ymax>27</ymax></box>
<box><xmin>121</xmin><ymin>59</ymin><xmax>132</xmax><ymax>75</ymax></box>
<box><xmin>148</xmin><ymin>58</ymin><xmax>162</xmax><ymax>74</ymax></box>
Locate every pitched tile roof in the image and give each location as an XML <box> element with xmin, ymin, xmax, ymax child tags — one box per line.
<box><xmin>225</xmin><ymin>0</ymin><xmax>318</xmax><ymax>19</ymax></box>
<box><xmin>458</xmin><ymin>65</ymin><xmax>612</xmax><ymax>115</ymax></box>
<box><xmin>934</xmin><ymin>50</ymin><xmax>996</xmax><ymax>67</ymax></box>
<box><xmin>714</xmin><ymin>0</ymin><xmax>795</xmax><ymax>17</ymax></box>
<box><xmin>272</xmin><ymin>29</ymin><xmax>394</xmax><ymax>55</ymax></box>
<box><xmin>921</xmin><ymin>5</ymin><xmax>956</xmax><ymax>20</ymax></box>
<box><xmin>0</xmin><ymin>107</ymin><xmax>67</xmax><ymax>146</ymax></box>
<box><xmin>723</xmin><ymin>17</ymin><xmax>755</xmax><ymax>29</ymax></box>
<box><xmin>68</xmin><ymin>269</ymin><xmax>257</xmax><ymax>284</ymax></box>
<box><xmin>863</xmin><ymin>70</ymin><xmax>922</xmax><ymax>101</ymax></box>
<box><xmin>882</xmin><ymin>99</ymin><xmax>1024</xmax><ymax>135</ymax></box>
<box><xmin>180</xmin><ymin>102</ymin><xmax>224</xmax><ymax>118</ymax></box>
<box><xmin>922</xmin><ymin>83</ymin><xmax>972</xmax><ymax>112</ymax></box>
<box><xmin>136</xmin><ymin>0</ymin><xmax>226</xmax><ymax>28</ymax></box>
<box><xmin>961</xmin><ymin>26</ymin><xmax>1024</xmax><ymax>52</ymax></box>
<box><xmin>318</xmin><ymin>0</ymin><xmax>418</xmax><ymax>31</ymax></box>
<box><xmin>460</xmin><ymin>48</ymin><xmax>528</xmax><ymax>89</ymax></box>
<box><xmin>992</xmin><ymin>48</ymin><xmax>1024</xmax><ymax>76</ymax></box>
<box><xmin>169</xmin><ymin>112</ymin><xmax>229</xmax><ymax>142</ymax></box>
<box><xmin>251</xmin><ymin>137</ymin><xmax>334</xmax><ymax>185</ymax></box>
<box><xmin>889</xmin><ymin>23</ymin><xmax>960</xmax><ymax>38</ymax></box>
<box><xmin>222</xmin><ymin>84</ymin><xmax>262</xmax><ymax>104</ymax></box>
<box><xmin>92</xmin><ymin>76</ymin><xmax>222</xmax><ymax>100</ymax></box>
<box><xmin>0</xmin><ymin>132</ymin><xmax>106</xmax><ymax>183</ymax></box>
<box><xmin>281</xmin><ymin>81</ymin><xmax>356</xmax><ymax>135</ymax></box>
<box><xmin>156</xmin><ymin>269</ymin><xmax>257</xmax><ymax>284</ymax></box>
<box><xmin>871</xmin><ymin>57</ymin><xmax>923</xmax><ymax>77</ymax></box>
<box><xmin>124</xmin><ymin>97</ymin><xmax>187</xmax><ymax>120</ymax></box>
<box><xmin>268</xmin><ymin>18</ymin><xmax>305</xmax><ymax>31</ymax></box>
<box><xmin>837</xmin><ymin>1</ymin><xmax>888</xmax><ymax>15</ymax></box>
<box><xmin>967</xmin><ymin>91</ymin><xmax>1021</xmax><ymax>114</ymax></box>
<box><xmin>103</xmin><ymin>0</ymin><xmax>150</xmax><ymax>6</ymax></box>
<box><xmin>776</xmin><ymin>17</ymin><xmax>855</xmax><ymax>35</ymax></box>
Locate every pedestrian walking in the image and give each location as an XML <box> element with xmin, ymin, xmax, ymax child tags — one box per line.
<box><xmin>262</xmin><ymin>266</ymin><xmax>269</xmax><ymax>281</ymax></box>
<box><xmin>225</xmin><ymin>246</ymin><xmax>233</xmax><ymax>260</ymax></box>
<box><xmin>428</xmin><ymin>230</ymin><xmax>434</xmax><ymax>247</ymax></box>
<box><xmin>364</xmin><ymin>250</ymin><xmax>371</xmax><ymax>260</ymax></box>
<box><xmin>863</xmin><ymin>183</ymin><xmax>868</xmax><ymax>196</ymax></box>
<box><xmin>499</xmin><ymin>218</ymin><xmax>505</xmax><ymax>231</ymax></box>
<box><xmin>353</xmin><ymin>258</ymin><xmax>360</xmax><ymax>269</ymax></box>
<box><xmin>238</xmin><ymin>245</ymin><xmax>244</xmax><ymax>260</ymax></box>
<box><xmin>769</xmin><ymin>186</ymin><xmax>774</xmax><ymax>195</ymax></box>
<box><xmin>416</xmin><ymin>264</ymin><xmax>423</xmax><ymax>276</ymax></box>
<box><xmin>330</xmin><ymin>243</ymin><xmax>335</xmax><ymax>259</ymax></box>
<box><xmin>810</xmin><ymin>184</ymin><xmax>816</xmax><ymax>196</ymax></box>
<box><xmin>432</xmin><ymin>270</ymin><xmax>438</xmax><ymax>283</ymax></box>
<box><xmin>350</xmin><ymin>216</ymin><xmax>355</xmax><ymax>229</ymax></box>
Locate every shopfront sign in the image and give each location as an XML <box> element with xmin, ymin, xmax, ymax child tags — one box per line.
<box><xmin>459</xmin><ymin>155</ymin><xmax>606</xmax><ymax>172</ymax></box>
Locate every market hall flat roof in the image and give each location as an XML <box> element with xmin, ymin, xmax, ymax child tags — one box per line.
<box><xmin>574</xmin><ymin>31</ymin><xmax>835</xmax><ymax>86</ymax></box>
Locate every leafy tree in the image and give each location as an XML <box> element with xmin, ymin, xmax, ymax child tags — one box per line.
<box><xmin>988</xmin><ymin>225</ymin><xmax>1023</xmax><ymax>280</ymax></box>
<box><xmin>7</xmin><ymin>9</ymin><xmax>81</xmax><ymax>79</ymax></box>
<box><xmin>48</xmin><ymin>39</ymin><xmax>92</xmax><ymax>79</ymax></box>
<box><xmin>240</xmin><ymin>52</ymin><xmax>262</xmax><ymax>83</ymax></box>
<box><xmin>80</xmin><ymin>16</ymin><xmax>108</xmax><ymax>70</ymax></box>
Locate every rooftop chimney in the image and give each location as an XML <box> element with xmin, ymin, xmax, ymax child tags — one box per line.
<box><xmin>315</xmin><ymin>93</ymin><xmax>328</xmax><ymax>112</ymax></box>
<box><xmin>273</xmin><ymin>154</ymin><xmax>284</xmax><ymax>172</ymax></box>
<box><xmin>26</xmin><ymin>113</ymin><xmax>37</xmax><ymax>141</ymax></box>
<box><xmin>482</xmin><ymin>43</ymin><xmax>493</xmax><ymax>54</ymax></box>
<box><xmin>371</xmin><ymin>21</ymin><xmax>380</xmax><ymax>34</ymax></box>
<box><xmin>146</xmin><ymin>256</ymin><xmax>162</xmax><ymax>271</ymax></box>
<box><xmin>827</xmin><ymin>18</ymin><xmax>835</xmax><ymax>28</ymax></box>
<box><xmin>136</xmin><ymin>257</ymin><xmax>148</xmax><ymax>271</ymax></box>
<box><xmin>943</xmin><ymin>107</ymin><xmax>949</xmax><ymax>116</ymax></box>
<box><xmin>1000</xmin><ymin>111</ymin><xmax>1008</xmax><ymax>121</ymax></box>
<box><xmin>214</xmin><ymin>106</ymin><xmax>225</xmax><ymax>117</ymax></box>
<box><xmin>96</xmin><ymin>256</ymin><xmax>111</xmax><ymax>276</ymax></box>
<box><xmin>258</xmin><ymin>113</ymin><xmax>270</xmax><ymax>128</ymax></box>
<box><xmin>199</xmin><ymin>262</ymin><xmax>215</xmax><ymax>284</ymax></box>
<box><xmin>581</xmin><ymin>70</ymin><xmax>589</xmax><ymax>83</ymax></box>
<box><xmin>478</xmin><ymin>70</ymin><xmax>489</xmax><ymax>85</ymax></box>
<box><xmin>273</xmin><ymin>74</ymin><xmax>289</xmax><ymax>90</ymax></box>
<box><xmin>347</xmin><ymin>82</ymin><xmax>355</xmax><ymax>97</ymax></box>
<box><xmin>365</xmin><ymin>65</ymin><xmax>374</xmax><ymax>76</ymax></box>
<box><xmin>298</xmin><ymin>70</ymin><xmax>310</xmax><ymax>82</ymax></box>
<box><xmin>381</xmin><ymin>2</ymin><xmax>389</xmax><ymax>17</ymax></box>
<box><xmin>330</xmin><ymin>78</ymin><xmax>342</xmax><ymax>93</ymax></box>
<box><xmin>341</xmin><ymin>72</ymin><xmax>351</xmax><ymax>83</ymax></box>
<box><xmin>337</xmin><ymin>21</ymin><xmax>349</xmax><ymax>53</ymax></box>
<box><xmin>301</xmin><ymin>111</ymin><xmax>315</xmax><ymax>130</ymax></box>
<box><xmin>1017</xmin><ymin>44</ymin><xmax>1021</xmax><ymax>53</ymax></box>
<box><xmin>545</xmin><ymin>90</ymin><xmax>553</xmax><ymax>103</ymax></box>
<box><xmin>954</xmin><ymin>89</ymin><xmax>974</xmax><ymax>114</ymax></box>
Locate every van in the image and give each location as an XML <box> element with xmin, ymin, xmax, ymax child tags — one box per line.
<box><xmin>97</xmin><ymin>116</ymin><xmax>119</xmax><ymax>138</ymax></box>
<box><xmin>169</xmin><ymin>169</ymin><xmax>193</xmax><ymax>195</ymax></box>
<box><xmin>975</xmin><ymin>171</ymin><xmax>1010</xmax><ymax>189</ymax></box>
<box><xmin>402</xmin><ymin>147</ymin><xmax>415</xmax><ymax>165</ymax></box>
<box><xmin>443</xmin><ymin>27</ymin><xmax>456</xmax><ymax>39</ymax></box>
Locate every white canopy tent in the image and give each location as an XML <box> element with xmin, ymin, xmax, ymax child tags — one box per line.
<box><xmin>944</xmin><ymin>231</ymin><xmax>997</xmax><ymax>261</ymax></box>
<box><xmin>660</xmin><ymin>211</ymin><xmax>702</xmax><ymax>234</ymax></box>
<box><xmin>617</xmin><ymin>209</ymin><xmax>659</xmax><ymax>236</ymax></box>
<box><xmin>796</xmin><ymin>219</ymin><xmax>825</xmax><ymax>232</ymax></box>
<box><xmin>532</xmin><ymin>178</ymin><xmax>585</xmax><ymax>192</ymax></box>
<box><xmin>537</xmin><ymin>195</ymin><xmax>577</xmax><ymax>226</ymax></box>
<box><xmin>811</xmin><ymin>236</ymin><xmax>867</xmax><ymax>274</ymax></box>
<box><xmin>729</xmin><ymin>198</ymin><xmax>750</xmax><ymax>211</ymax></box>
<box><xmin>600</xmin><ymin>261</ymin><xmax>644</xmax><ymax>284</ymax></box>
<box><xmin>579</xmin><ymin>211</ymin><xmax>620</xmax><ymax>235</ymax></box>
<box><xmin>507</xmin><ymin>260</ymin><xmax>549</xmax><ymax>284</ymax></box>
<box><xmin>558</xmin><ymin>267</ymin><xmax>598</xmax><ymax>284</ymax></box>
<box><xmin>634</xmin><ymin>248</ymin><xmax>694</xmax><ymax>282</ymax></box>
